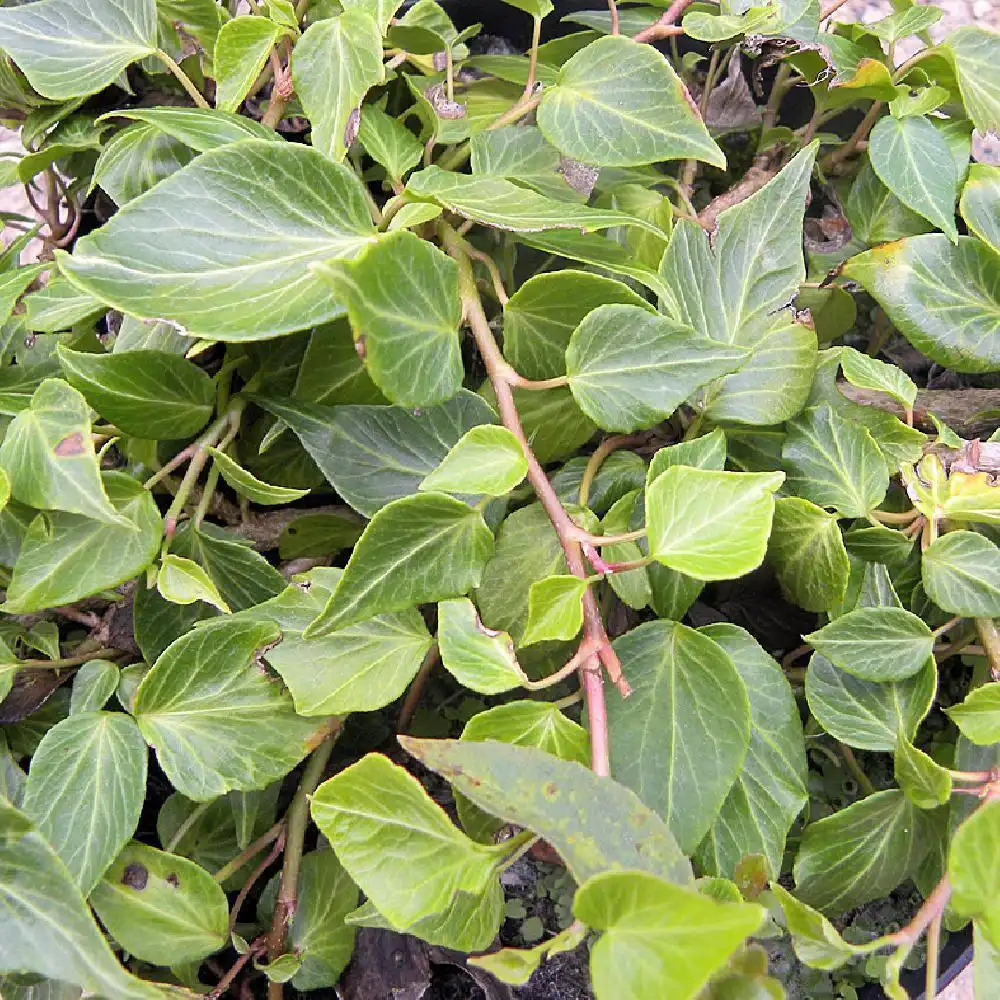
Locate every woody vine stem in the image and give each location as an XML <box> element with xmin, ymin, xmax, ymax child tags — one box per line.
<box><xmin>442</xmin><ymin>223</ymin><xmax>630</xmax><ymax>778</ymax></box>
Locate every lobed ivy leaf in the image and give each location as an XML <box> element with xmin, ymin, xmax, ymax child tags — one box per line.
<box><xmin>213</xmin><ymin>15</ymin><xmax>283</xmax><ymax>114</ymax></box>
<box><xmin>0</xmin><ymin>378</ymin><xmax>127</xmax><ymax>526</ymax></box>
<box><xmin>646</xmin><ymin>467</ymin><xmax>784</xmax><ymax>581</ymax></box>
<box><xmin>575</xmin><ymin>870</ymin><xmax>764</xmax><ymax>1000</ymax></box>
<box><xmin>311</xmin><ymin>753</ymin><xmax>503</xmax><ymax>940</ymax></box>
<box><xmin>608</xmin><ymin>620</ymin><xmax>751</xmax><ymax>854</ymax></box>
<box><xmin>307</xmin><ymin>492</ymin><xmax>494</xmax><ymax>635</ymax></box>
<box><xmin>3</xmin><ymin>472</ymin><xmax>160</xmax><ymax>614</ymax></box>
<box><xmin>437</xmin><ymin>598</ymin><xmax>526</xmax><ymax>694</ymax></box>
<box><xmin>58</xmin><ymin>140</ymin><xmax>377</xmax><ymax>341</ymax></box>
<box><xmin>806</xmin><ymin>606</ymin><xmax>934</xmax><ymax>682</ymax></box>
<box><xmin>842</xmin><ymin>235</ymin><xmax>1000</xmax><ymax>373</ymax></box>
<box><xmin>793</xmin><ymin>790</ymin><xmax>932</xmax><ymax>914</ymax></box>
<box><xmin>947</xmin><ymin>682</ymin><xmax>1000</xmax><ymax>746</ymax></box>
<box><xmin>293</xmin><ymin>11</ymin><xmax>384</xmax><ymax>162</ymax></box>
<box><xmin>565</xmin><ymin>304</ymin><xmax>747</xmax><ymax>433</ymax></box>
<box><xmin>402</xmin><ymin>737</ymin><xmax>692</xmax><ymax>886</ymax></box>
<box><xmin>868</xmin><ymin>114</ymin><xmax>960</xmax><ymax>241</ymax></box>
<box><xmin>960</xmin><ymin>163</ymin><xmax>1000</xmax><ymax>256</ymax></box>
<box><xmin>694</xmin><ymin>625</ymin><xmax>808</xmax><ymax>881</ymax></box>
<box><xmin>922</xmin><ymin>530</ymin><xmax>1000</xmax><ymax>617</ymax></box>
<box><xmin>21</xmin><ymin>712</ymin><xmax>146</xmax><ymax>895</ymax></box>
<box><xmin>421</xmin><ymin>425</ymin><xmax>527</xmax><ymax>496</ymax></box>
<box><xmin>56</xmin><ymin>345</ymin><xmax>215</xmax><ymax>440</ymax></box>
<box><xmin>0</xmin><ymin>802</ymin><xmax>162</xmax><ymax>999</ymax></box>
<box><xmin>132</xmin><ymin>618</ymin><xmax>326</xmax><ymax>800</ymax></box>
<box><xmin>894</xmin><ymin>733</ymin><xmax>952</xmax><ymax>809</ymax></box>
<box><xmin>0</xmin><ymin>0</ymin><xmax>157</xmax><ymax>101</ymax></box>
<box><xmin>521</xmin><ymin>575</ymin><xmax>588</xmax><ymax>646</ymax></box>
<box><xmin>537</xmin><ymin>35</ymin><xmax>725</xmax><ymax>168</ymax></box>
<box><xmin>312</xmin><ymin>230</ymin><xmax>463</xmax><ymax>408</ymax></box>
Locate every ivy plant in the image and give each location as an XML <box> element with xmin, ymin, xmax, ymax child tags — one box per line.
<box><xmin>0</xmin><ymin>0</ymin><xmax>999</xmax><ymax>998</ymax></box>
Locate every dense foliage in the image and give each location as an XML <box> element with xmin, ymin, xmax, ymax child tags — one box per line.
<box><xmin>0</xmin><ymin>0</ymin><xmax>999</xmax><ymax>997</ymax></box>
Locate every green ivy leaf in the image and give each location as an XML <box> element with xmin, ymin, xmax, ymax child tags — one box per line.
<box><xmin>157</xmin><ymin>554</ymin><xmax>230</xmax><ymax>613</ymax></box>
<box><xmin>839</xmin><ymin>346</ymin><xmax>918</xmax><ymax>410</ymax></box>
<box><xmin>92</xmin><ymin>121</ymin><xmax>196</xmax><ymax>206</ymax></box>
<box><xmin>949</xmin><ymin>798</ymin><xmax>1000</xmax><ymax>948</ymax></box>
<box><xmin>894</xmin><ymin>732</ymin><xmax>952</xmax><ymax>809</ymax></box>
<box><xmin>421</xmin><ymin>426</ymin><xmax>527</xmax><ymax>496</ymax></box>
<box><xmin>646</xmin><ymin>467</ymin><xmax>784</xmax><ymax>581</ymax></box>
<box><xmin>307</xmin><ymin>492</ymin><xmax>494</xmax><ymax>635</ymax></box>
<box><xmin>469</xmin><ymin>922</ymin><xmax>587</xmax><ymax>986</ymax></box>
<box><xmin>56</xmin><ymin>346</ymin><xmax>215</xmax><ymax>440</ymax></box>
<box><xmin>90</xmin><ymin>842</ymin><xmax>229</xmax><ymax>965</ymax></box>
<box><xmin>601</xmin><ymin>491</ymin><xmax>651</xmax><ymax>611</ymax></box>
<box><xmin>437</xmin><ymin>598</ymin><xmax>526</xmax><ymax>694</ymax></box>
<box><xmin>574</xmin><ymin>870</ymin><xmax>763</xmax><ymax>1000</ymax></box>
<box><xmin>922</xmin><ymin>530</ymin><xmax>1000</xmax><ymax>618</ymax></box>
<box><xmin>402</xmin><ymin>737</ymin><xmax>692</xmax><ymax>886</ymax></box>
<box><xmin>21</xmin><ymin>712</ymin><xmax>146</xmax><ymax>894</ymax></box>
<box><xmin>503</xmin><ymin>271</ymin><xmax>652</xmax><ymax>381</ymax></box>
<box><xmin>0</xmin><ymin>802</ymin><xmax>161</xmax><ymax>999</ymax></box>
<box><xmin>781</xmin><ymin>405</ymin><xmax>888</xmax><ymax>517</ymax></box>
<box><xmin>259</xmin><ymin>850</ymin><xmax>358</xmax><ymax>990</ymax></box>
<box><xmin>944</xmin><ymin>27</ymin><xmax>1000</xmax><ymax>134</ymax></box>
<box><xmin>947</xmin><ymin>682</ymin><xmax>1000</xmax><ymax>746</ymax></box>
<box><xmin>769</xmin><ymin>884</ymin><xmax>861</xmax><ymax>970</ymax></box>
<box><xmin>3</xmin><ymin>472</ymin><xmax>160</xmax><ymax>614</ymax></box>
<box><xmin>102</xmin><ymin>106</ymin><xmax>281</xmax><ymax>151</ymax></box>
<box><xmin>470</xmin><ymin>125</ymin><xmax>582</xmax><ymax>203</ymax></box>
<box><xmin>69</xmin><ymin>659</ymin><xmax>120</xmax><ymax>715</ymax></box>
<box><xmin>793</xmin><ymin>790</ymin><xmax>931</xmax><ymax>914</ymax></box>
<box><xmin>843</xmin><ymin>235</ymin><xmax>1000</xmax><ymax>373</ymax></box>
<box><xmin>607</xmin><ymin>620</ymin><xmax>751</xmax><ymax>854</ymax></box>
<box><xmin>358</xmin><ymin>104</ymin><xmax>423</xmax><ymax>183</ymax></box>
<box><xmin>58</xmin><ymin>140</ymin><xmax>376</xmax><ymax>341</ymax></box>
<box><xmin>293</xmin><ymin>11</ymin><xmax>384</xmax><ymax>162</ymax></box>
<box><xmin>868</xmin><ymin>115</ymin><xmax>960</xmax><ymax>241</ymax></box>
<box><xmin>406</xmin><ymin>166</ymin><xmax>667</xmax><ymax>235</ymax></box>
<box><xmin>311</xmin><ymin>753</ymin><xmax>503</xmax><ymax>939</ymax></box>
<box><xmin>133</xmin><ymin>618</ymin><xmax>325</xmax><ymax>800</ymax></box>
<box><xmin>648</xmin><ymin>429</ymin><xmax>727</xmax><ymax>482</ymax></box>
<box><xmin>0</xmin><ymin>0</ymin><xmax>156</xmax><ymax>100</ymax></box>
<box><xmin>261</xmin><ymin>569</ymin><xmax>433</xmax><ymax>715</ymax></box>
<box><xmin>959</xmin><ymin>163</ymin><xmax>1000</xmax><ymax>256</ymax></box>
<box><xmin>695</xmin><ymin>625</ymin><xmax>808</xmax><ymax>881</ymax></box>
<box><xmin>806</xmin><ymin>606</ymin><xmax>934</xmax><ymax>682</ymax></box>
<box><xmin>0</xmin><ymin>378</ymin><xmax>126</xmax><ymax>526</ymax></box>
<box><xmin>806</xmin><ymin>651</ymin><xmax>937</xmax><ymax>751</ymax></box>
<box><xmin>537</xmin><ymin>36</ymin><xmax>725</xmax><ymax>168</ymax></box>
<box><xmin>169</xmin><ymin>522</ymin><xmax>282</xmax><ymax>612</ymax></box>
<box><xmin>768</xmin><ymin>497</ymin><xmax>850</xmax><ymax>613</ymax></box>
<box><xmin>565</xmin><ymin>304</ymin><xmax>747</xmax><ymax>432</ymax></box>
<box><xmin>521</xmin><ymin>575</ymin><xmax>588</xmax><ymax>646</ymax></box>
<box><xmin>207</xmin><ymin>448</ymin><xmax>310</xmax><ymax>505</ymax></box>
<box><xmin>314</xmin><ymin>231</ymin><xmax>462</xmax><ymax>407</ymax></box>
<box><xmin>213</xmin><ymin>15</ymin><xmax>283</xmax><ymax>113</ymax></box>
<box><xmin>257</xmin><ymin>390</ymin><xmax>497</xmax><ymax>516</ymax></box>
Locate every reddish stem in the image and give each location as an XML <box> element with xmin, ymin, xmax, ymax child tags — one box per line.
<box><xmin>633</xmin><ymin>0</ymin><xmax>693</xmax><ymax>42</ymax></box>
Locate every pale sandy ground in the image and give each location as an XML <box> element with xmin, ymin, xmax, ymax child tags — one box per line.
<box><xmin>0</xmin><ymin>3</ymin><xmax>993</xmax><ymax>995</ymax></box>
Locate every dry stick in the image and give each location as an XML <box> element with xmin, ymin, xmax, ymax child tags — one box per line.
<box><xmin>443</xmin><ymin>225</ymin><xmax>628</xmax><ymax>777</ymax></box>
<box><xmin>822</xmin><ymin>101</ymin><xmax>883</xmax><ymax>171</ymax></box>
<box><xmin>266</xmin><ymin>730</ymin><xmax>339</xmax><ymax>1000</ymax></box>
<box><xmin>230</xmin><ymin>827</ymin><xmax>287</xmax><ymax>934</ymax></box>
<box><xmin>633</xmin><ymin>0</ymin><xmax>693</xmax><ymax>42</ymax></box>
<box><xmin>398</xmin><ymin>641</ymin><xmax>441</xmax><ymax>733</ymax></box>
<box><xmin>214</xmin><ymin>821</ymin><xmax>285</xmax><ymax>884</ymax></box>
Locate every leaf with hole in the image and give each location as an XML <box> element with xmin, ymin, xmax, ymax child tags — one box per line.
<box><xmin>437</xmin><ymin>598</ymin><xmax>526</xmax><ymax>694</ymax></box>
<box><xmin>90</xmin><ymin>842</ymin><xmax>228</xmax><ymax>965</ymax></box>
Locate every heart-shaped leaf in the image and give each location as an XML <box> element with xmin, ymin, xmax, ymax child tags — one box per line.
<box><xmin>922</xmin><ymin>530</ymin><xmax>1000</xmax><ymax>617</ymax></box>
<box><xmin>421</xmin><ymin>425</ymin><xmax>527</xmax><ymax>496</ymax></box>
<box><xmin>947</xmin><ymin>682</ymin><xmax>1000</xmax><ymax>746</ymax></box>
